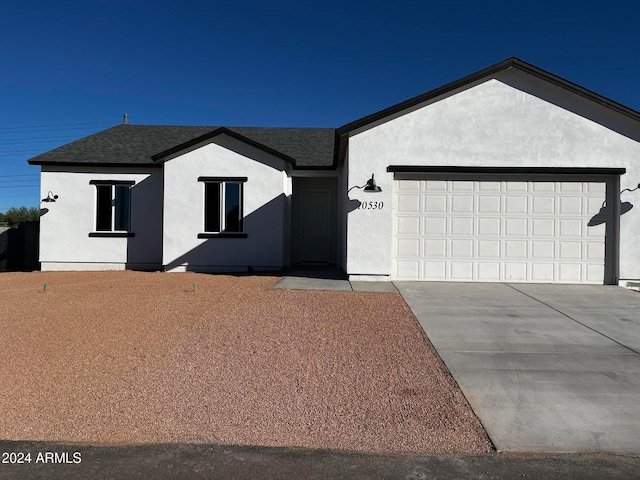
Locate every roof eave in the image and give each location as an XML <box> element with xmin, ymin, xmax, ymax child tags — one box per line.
<box><xmin>28</xmin><ymin>161</ymin><xmax>161</xmax><ymax>168</ymax></box>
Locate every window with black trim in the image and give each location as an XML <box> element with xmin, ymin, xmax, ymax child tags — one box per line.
<box><xmin>198</xmin><ymin>177</ymin><xmax>246</xmax><ymax>236</ymax></box>
<box><xmin>91</xmin><ymin>181</ymin><xmax>133</xmax><ymax>232</ymax></box>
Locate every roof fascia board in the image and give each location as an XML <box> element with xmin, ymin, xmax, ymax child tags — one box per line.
<box><xmin>151</xmin><ymin>126</ymin><xmax>298</xmax><ymax>167</ymax></box>
<box><xmin>509</xmin><ymin>59</ymin><xmax>640</xmax><ymax>122</ymax></box>
<box><xmin>337</xmin><ymin>58</ymin><xmax>516</xmax><ymax>136</ymax></box>
<box><xmin>28</xmin><ymin>161</ymin><xmax>161</xmax><ymax>168</ymax></box>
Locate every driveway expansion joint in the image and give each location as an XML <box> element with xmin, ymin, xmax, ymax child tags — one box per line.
<box><xmin>505</xmin><ymin>283</ymin><xmax>640</xmax><ymax>356</ymax></box>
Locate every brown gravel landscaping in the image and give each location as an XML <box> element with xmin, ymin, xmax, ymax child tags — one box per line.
<box><xmin>0</xmin><ymin>271</ymin><xmax>492</xmax><ymax>454</ymax></box>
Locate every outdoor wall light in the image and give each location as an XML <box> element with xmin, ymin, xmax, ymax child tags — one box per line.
<box><xmin>621</xmin><ymin>183</ymin><xmax>640</xmax><ymax>195</ymax></box>
<box><xmin>41</xmin><ymin>191</ymin><xmax>59</xmax><ymax>203</ymax></box>
<box><xmin>348</xmin><ymin>174</ymin><xmax>382</xmax><ymax>193</ymax></box>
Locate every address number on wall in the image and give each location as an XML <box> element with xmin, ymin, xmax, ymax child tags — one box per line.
<box><xmin>358</xmin><ymin>201</ymin><xmax>384</xmax><ymax>210</ymax></box>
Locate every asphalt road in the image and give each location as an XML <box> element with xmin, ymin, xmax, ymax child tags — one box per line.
<box><xmin>0</xmin><ymin>441</ymin><xmax>639</xmax><ymax>480</ymax></box>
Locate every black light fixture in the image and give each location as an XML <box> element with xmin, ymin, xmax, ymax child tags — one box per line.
<box><xmin>41</xmin><ymin>191</ymin><xmax>58</xmax><ymax>203</ymax></box>
<box><xmin>348</xmin><ymin>174</ymin><xmax>382</xmax><ymax>193</ymax></box>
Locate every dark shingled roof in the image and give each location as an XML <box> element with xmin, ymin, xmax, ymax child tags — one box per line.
<box><xmin>27</xmin><ymin>124</ymin><xmax>337</xmax><ymax>169</ymax></box>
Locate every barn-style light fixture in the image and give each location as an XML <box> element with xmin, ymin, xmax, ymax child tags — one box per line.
<box><xmin>41</xmin><ymin>191</ymin><xmax>59</xmax><ymax>203</ymax></box>
<box><xmin>348</xmin><ymin>174</ymin><xmax>382</xmax><ymax>193</ymax></box>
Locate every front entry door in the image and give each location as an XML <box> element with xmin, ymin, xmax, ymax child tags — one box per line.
<box><xmin>299</xmin><ymin>190</ymin><xmax>330</xmax><ymax>263</ymax></box>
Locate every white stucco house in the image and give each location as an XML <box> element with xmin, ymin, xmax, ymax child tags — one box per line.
<box><xmin>29</xmin><ymin>58</ymin><xmax>640</xmax><ymax>285</ymax></box>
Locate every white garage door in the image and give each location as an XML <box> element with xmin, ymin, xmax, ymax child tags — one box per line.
<box><xmin>393</xmin><ymin>177</ymin><xmax>608</xmax><ymax>283</ymax></box>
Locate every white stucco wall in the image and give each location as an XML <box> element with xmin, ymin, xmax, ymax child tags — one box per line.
<box><xmin>346</xmin><ymin>71</ymin><xmax>640</xmax><ymax>282</ymax></box>
<box><xmin>39</xmin><ymin>166</ymin><xmax>163</xmax><ymax>270</ymax></box>
<box><xmin>162</xmin><ymin>134</ymin><xmax>290</xmax><ymax>272</ymax></box>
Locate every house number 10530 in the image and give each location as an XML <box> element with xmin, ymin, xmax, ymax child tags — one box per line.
<box><xmin>359</xmin><ymin>201</ymin><xmax>384</xmax><ymax>210</ymax></box>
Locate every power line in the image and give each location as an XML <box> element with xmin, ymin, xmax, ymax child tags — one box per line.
<box><xmin>0</xmin><ymin>121</ymin><xmax>112</xmax><ymax>130</ymax></box>
<box><xmin>0</xmin><ymin>193</ymin><xmax>40</xmax><ymax>197</ymax></box>
<box><xmin>0</xmin><ymin>180</ymin><xmax>40</xmax><ymax>184</ymax></box>
<box><xmin>0</xmin><ymin>137</ymin><xmax>93</xmax><ymax>145</ymax></box>
<box><xmin>0</xmin><ymin>151</ymin><xmax>46</xmax><ymax>156</ymax></box>
<box><xmin>0</xmin><ymin>174</ymin><xmax>39</xmax><ymax>177</ymax></box>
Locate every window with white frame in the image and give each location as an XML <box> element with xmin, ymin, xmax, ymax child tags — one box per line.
<box><xmin>90</xmin><ymin>181</ymin><xmax>133</xmax><ymax>232</ymax></box>
<box><xmin>198</xmin><ymin>177</ymin><xmax>246</xmax><ymax>236</ymax></box>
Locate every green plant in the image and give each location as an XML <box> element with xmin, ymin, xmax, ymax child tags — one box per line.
<box><xmin>0</xmin><ymin>206</ymin><xmax>40</xmax><ymax>226</ymax></box>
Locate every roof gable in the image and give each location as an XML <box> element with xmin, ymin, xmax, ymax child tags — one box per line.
<box><xmin>151</xmin><ymin>126</ymin><xmax>336</xmax><ymax>169</ymax></box>
<box><xmin>337</xmin><ymin>57</ymin><xmax>640</xmax><ymax>136</ymax></box>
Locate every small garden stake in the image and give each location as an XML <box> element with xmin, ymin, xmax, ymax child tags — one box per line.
<box><xmin>192</xmin><ymin>282</ymin><xmax>197</xmax><ymax>293</ymax></box>
<box><xmin>43</xmin><ymin>283</ymin><xmax>48</xmax><ymax>293</ymax></box>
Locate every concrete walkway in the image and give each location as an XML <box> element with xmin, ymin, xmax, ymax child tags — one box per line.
<box><xmin>395</xmin><ymin>282</ymin><xmax>640</xmax><ymax>454</ymax></box>
<box><xmin>274</xmin><ymin>267</ymin><xmax>398</xmax><ymax>292</ymax></box>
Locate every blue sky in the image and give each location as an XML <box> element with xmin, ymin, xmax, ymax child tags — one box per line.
<box><xmin>1</xmin><ymin>0</ymin><xmax>638</xmax><ymax>212</ymax></box>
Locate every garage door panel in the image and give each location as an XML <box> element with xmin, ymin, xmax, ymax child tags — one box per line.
<box><xmin>505</xmin><ymin>218</ymin><xmax>528</xmax><ymax>236</ymax></box>
<box><xmin>451</xmin><ymin>239</ymin><xmax>474</xmax><ymax>257</ymax></box>
<box><xmin>479</xmin><ymin>181</ymin><xmax>501</xmax><ymax>192</ymax></box>
<box><xmin>424</xmin><ymin>217</ymin><xmax>446</xmax><ymax>234</ymax></box>
<box><xmin>452</xmin><ymin>195</ymin><xmax>474</xmax><ymax>212</ymax></box>
<box><xmin>451</xmin><ymin>217</ymin><xmax>474</xmax><ymax>235</ymax></box>
<box><xmin>393</xmin><ymin>177</ymin><xmax>608</xmax><ymax>284</ymax></box>
<box><xmin>478</xmin><ymin>217</ymin><xmax>501</xmax><ymax>235</ymax></box>
<box><xmin>451</xmin><ymin>262</ymin><xmax>473</xmax><ymax>280</ymax></box>
<box><xmin>587</xmin><ymin>197</ymin><xmax>603</xmax><ymax>215</ymax></box>
<box><xmin>586</xmin><ymin>242</ymin><xmax>605</xmax><ymax>259</ymax></box>
<box><xmin>560</xmin><ymin>182</ymin><xmax>583</xmax><ymax>192</ymax></box>
<box><xmin>532</xmin><ymin>196</ymin><xmax>555</xmax><ymax>214</ymax></box>
<box><xmin>478</xmin><ymin>240</ymin><xmax>500</xmax><ymax>258</ymax></box>
<box><xmin>425</xmin><ymin>195</ymin><xmax>447</xmax><ymax>212</ymax></box>
<box><xmin>396</xmin><ymin>259</ymin><xmax>420</xmax><ymax>279</ymax></box>
<box><xmin>505</xmin><ymin>240</ymin><xmax>527</xmax><ymax>258</ymax></box>
<box><xmin>532</xmin><ymin>218</ymin><xmax>555</xmax><ymax>236</ymax></box>
<box><xmin>586</xmin><ymin>223</ymin><xmax>606</xmax><ymax>238</ymax></box>
<box><xmin>423</xmin><ymin>261</ymin><xmax>446</xmax><ymax>279</ymax></box>
<box><xmin>397</xmin><ymin>180</ymin><xmax>421</xmax><ymax>191</ymax></box>
<box><xmin>531</xmin><ymin>263</ymin><xmax>555</xmax><ymax>282</ymax></box>
<box><xmin>532</xmin><ymin>241</ymin><xmax>554</xmax><ymax>259</ymax></box>
<box><xmin>587</xmin><ymin>264</ymin><xmax>605</xmax><ymax>282</ymax></box>
<box><xmin>505</xmin><ymin>262</ymin><xmax>527</xmax><ymax>281</ymax></box>
<box><xmin>397</xmin><ymin>194</ymin><xmax>421</xmax><ymax>212</ymax></box>
<box><xmin>396</xmin><ymin>238</ymin><xmax>420</xmax><ymax>257</ymax></box>
<box><xmin>533</xmin><ymin>182</ymin><xmax>555</xmax><ymax>192</ymax></box>
<box><xmin>559</xmin><ymin>219</ymin><xmax>582</xmax><ymax>237</ymax></box>
<box><xmin>559</xmin><ymin>197</ymin><xmax>583</xmax><ymax>214</ymax></box>
<box><xmin>478</xmin><ymin>195</ymin><xmax>501</xmax><ymax>213</ymax></box>
<box><xmin>425</xmin><ymin>180</ymin><xmax>447</xmax><ymax>191</ymax></box>
<box><xmin>505</xmin><ymin>196</ymin><xmax>528</xmax><ymax>213</ymax></box>
<box><xmin>397</xmin><ymin>216</ymin><xmax>420</xmax><ymax>235</ymax></box>
<box><xmin>559</xmin><ymin>264</ymin><xmax>582</xmax><ymax>283</ymax></box>
<box><xmin>559</xmin><ymin>241</ymin><xmax>582</xmax><ymax>260</ymax></box>
<box><xmin>478</xmin><ymin>262</ymin><xmax>501</xmax><ymax>280</ymax></box>
<box><xmin>424</xmin><ymin>239</ymin><xmax>446</xmax><ymax>257</ymax></box>
<box><xmin>505</xmin><ymin>182</ymin><xmax>528</xmax><ymax>192</ymax></box>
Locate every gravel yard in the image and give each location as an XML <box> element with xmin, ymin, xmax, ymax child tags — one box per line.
<box><xmin>0</xmin><ymin>271</ymin><xmax>492</xmax><ymax>454</ymax></box>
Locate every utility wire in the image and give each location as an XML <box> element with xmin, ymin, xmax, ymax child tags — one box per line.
<box><xmin>0</xmin><ymin>121</ymin><xmax>112</xmax><ymax>129</ymax></box>
<box><xmin>0</xmin><ymin>174</ymin><xmax>39</xmax><ymax>177</ymax></box>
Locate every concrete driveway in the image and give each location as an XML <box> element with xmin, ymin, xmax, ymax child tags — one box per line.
<box><xmin>395</xmin><ymin>282</ymin><xmax>640</xmax><ymax>454</ymax></box>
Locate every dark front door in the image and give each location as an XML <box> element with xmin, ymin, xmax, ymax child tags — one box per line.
<box><xmin>299</xmin><ymin>189</ymin><xmax>330</xmax><ymax>263</ymax></box>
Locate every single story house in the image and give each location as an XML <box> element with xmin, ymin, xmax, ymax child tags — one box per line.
<box><xmin>29</xmin><ymin>58</ymin><xmax>640</xmax><ymax>285</ymax></box>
